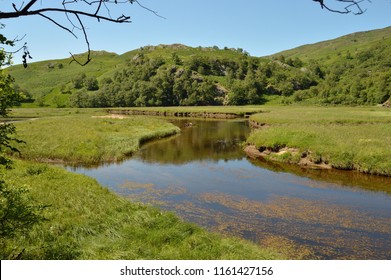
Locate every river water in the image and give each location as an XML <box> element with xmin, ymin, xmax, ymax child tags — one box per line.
<box><xmin>69</xmin><ymin>119</ymin><xmax>391</xmax><ymax>259</ymax></box>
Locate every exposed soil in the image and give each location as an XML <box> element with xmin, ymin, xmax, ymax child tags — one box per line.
<box><xmin>244</xmin><ymin>145</ymin><xmax>332</xmax><ymax>170</ymax></box>
<box><xmin>382</xmin><ymin>99</ymin><xmax>391</xmax><ymax>108</ymax></box>
<box><xmin>248</xmin><ymin>119</ymin><xmax>269</xmax><ymax>129</ymax></box>
<box><xmin>91</xmin><ymin>114</ymin><xmax>127</xmax><ymax>119</ymax></box>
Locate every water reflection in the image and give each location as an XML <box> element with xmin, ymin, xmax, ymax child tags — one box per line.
<box><xmin>136</xmin><ymin>120</ymin><xmax>249</xmax><ymax>164</ymax></box>
<box><xmin>70</xmin><ymin>119</ymin><xmax>391</xmax><ymax>259</ymax></box>
<box><xmin>248</xmin><ymin>157</ymin><xmax>391</xmax><ymax>196</ymax></box>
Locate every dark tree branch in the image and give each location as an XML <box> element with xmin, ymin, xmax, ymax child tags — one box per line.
<box><xmin>69</xmin><ymin>14</ymin><xmax>92</xmax><ymax>66</ymax></box>
<box><xmin>0</xmin><ymin>1</ymin><xmax>139</xmax><ymax>65</ymax></box>
<box><xmin>0</xmin><ymin>7</ymin><xmax>132</xmax><ymax>23</ymax></box>
<box><xmin>21</xmin><ymin>0</ymin><xmax>40</xmax><ymax>13</ymax></box>
<box><xmin>37</xmin><ymin>13</ymin><xmax>78</xmax><ymax>39</ymax></box>
<box><xmin>134</xmin><ymin>0</ymin><xmax>166</xmax><ymax>19</ymax></box>
<box><xmin>313</xmin><ymin>0</ymin><xmax>371</xmax><ymax>15</ymax></box>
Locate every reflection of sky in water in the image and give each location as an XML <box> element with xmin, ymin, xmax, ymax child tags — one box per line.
<box><xmin>72</xmin><ymin>157</ymin><xmax>391</xmax><ymax>215</ymax></box>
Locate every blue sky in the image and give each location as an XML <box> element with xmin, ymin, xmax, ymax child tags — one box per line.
<box><xmin>2</xmin><ymin>0</ymin><xmax>391</xmax><ymax>65</ymax></box>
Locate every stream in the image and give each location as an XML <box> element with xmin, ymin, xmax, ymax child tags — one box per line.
<box><xmin>69</xmin><ymin>119</ymin><xmax>391</xmax><ymax>259</ymax></box>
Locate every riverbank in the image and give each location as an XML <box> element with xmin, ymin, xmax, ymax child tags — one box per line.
<box><xmin>246</xmin><ymin>106</ymin><xmax>391</xmax><ymax>177</ymax></box>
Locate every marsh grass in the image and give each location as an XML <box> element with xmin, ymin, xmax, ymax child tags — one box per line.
<box><xmin>248</xmin><ymin>106</ymin><xmax>391</xmax><ymax>176</ymax></box>
<box><xmin>1</xmin><ymin>160</ymin><xmax>281</xmax><ymax>260</ymax></box>
<box><xmin>12</xmin><ymin>112</ymin><xmax>180</xmax><ymax>164</ymax></box>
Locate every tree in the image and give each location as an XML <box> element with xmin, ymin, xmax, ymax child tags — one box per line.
<box><xmin>1</xmin><ymin>36</ymin><xmax>45</xmax><ymax>258</ymax></box>
<box><xmin>72</xmin><ymin>73</ymin><xmax>86</xmax><ymax>89</ymax></box>
<box><xmin>0</xmin><ymin>39</ymin><xmax>24</xmax><ymax>166</ymax></box>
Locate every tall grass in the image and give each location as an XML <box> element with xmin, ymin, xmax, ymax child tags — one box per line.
<box><xmin>12</xmin><ymin>113</ymin><xmax>180</xmax><ymax>164</ymax></box>
<box><xmin>1</xmin><ymin>160</ymin><xmax>282</xmax><ymax>260</ymax></box>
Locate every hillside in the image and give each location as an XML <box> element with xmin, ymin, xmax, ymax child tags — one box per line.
<box><xmin>8</xmin><ymin>44</ymin><xmax>310</xmax><ymax>107</ymax></box>
<box><xmin>271</xmin><ymin>26</ymin><xmax>391</xmax><ymax>63</ymax></box>
<box><xmin>6</xmin><ymin>26</ymin><xmax>391</xmax><ymax>107</ymax></box>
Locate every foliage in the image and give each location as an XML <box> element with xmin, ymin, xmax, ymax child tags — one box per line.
<box><xmin>62</xmin><ymin>47</ymin><xmax>317</xmax><ymax>108</ymax></box>
<box><xmin>286</xmin><ymin>41</ymin><xmax>391</xmax><ymax>105</ymax></box>
<box><xmin>1</xmin><ymin>34</ymin><xmax>26</xmax><ymax>165</ymax></box>
<box><xmin>4</xmin><ymin>45</ymin><xmax>316</xmax><ymax>107</ymax></box>
<box><xmin>72</xmin><ymin>73</ymin><xmax>99</xmax><ymax>91</ymax></box>
<box><xmin>1</xmin><ymin>33</ymin><xmax>45</xmax><ymax>255</ymax></box>
<box><xmin>273</xmin><ymin>27</ymin><xmax>391</xmax><ymax>105</ymax></box>
<box><xmin>0</xmin><ymin>180</ymin><xmax>45</xmax><ymax>238</ymax></box>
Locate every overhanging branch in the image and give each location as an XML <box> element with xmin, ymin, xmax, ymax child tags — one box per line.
<box><xmin>313</xmin><ymin>0</ymin><xmax>371</xmax><ymax>15</ymax></box>
<box><xmin>0</xmin><ymin>0</ymin><xmax>137</xmax><ymax>65</ymax></box>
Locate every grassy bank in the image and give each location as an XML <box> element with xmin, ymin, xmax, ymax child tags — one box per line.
<box><xmin>248</xmin><ymin>106</ymin><xmax>391</xmax><ymax>176</ymax></box>
<box><xmin>11</xmin><ymin>109</ymin><xmax>180</xmax><ymax>164</ymax></box>
<box><xmin>1</xmin><ymin>160</ymin><xmax>281</xmax><ymax>259</ymax></box>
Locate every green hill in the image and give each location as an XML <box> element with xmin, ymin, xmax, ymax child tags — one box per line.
<box><xmin>7</xmin><ymin>44</ymin><xmax>301</xmax><ymax>107</ymax></box>
<box><xmin>271</xmin><ymin>26</ymin><xmax>391</xmax><ymax>63</ymax></box>
<box><xmin>6</xmin><ymin>26</ymin><xmax>391</xmax><ymax>107</ymax></box>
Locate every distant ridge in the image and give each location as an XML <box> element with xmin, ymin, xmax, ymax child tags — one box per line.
<box><xmin>269</xmin><ymin>26</ymin><xmax>391</xmax><ymax>62</ymax></box>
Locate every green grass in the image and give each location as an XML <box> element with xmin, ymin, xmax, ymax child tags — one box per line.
<box><xmin>11</xmin><ymin>109</ymin><xmax>180</xmax><ymax>164</ymax></box>
<box><xmin>1</xmin><ymin>160</ymin><xmax>282</xmax><ymax>260</ymax></box>
<box><xmin>7</xmin><ymin>51</ymin><xmax>122</xmax><ymax>96</ymax></box>
<box><xmin>250</xmin><ymin>106</ymin><xmax>391</xmax><ymax>125</ymax></box>
<box><xmin>248</xmin><ymin>106</ymin><xmax>391</xmax><ymax>176</ymax></box>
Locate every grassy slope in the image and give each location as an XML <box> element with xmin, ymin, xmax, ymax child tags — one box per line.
<box><xmin>248</xmin><ymin>106</ymin><xmax>391</xmax><ymax>176</ymax></box>
<box><xmin>271</xmin><ymin>26</ymin><xmax>391</xmax><ymax>63</ymax></box>
<box><xmin>7</xmin><ymin>51</ymin><xmax>122</xmax><ymax>97</ymax></box>
<box><xmin>2</xmin><ymin>160</ymin><xmax>281</xmax><ymax>260</ymax></box>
